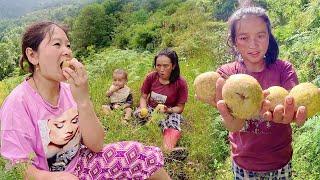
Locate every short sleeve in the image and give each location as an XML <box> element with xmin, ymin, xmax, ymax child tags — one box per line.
<box><xmin>1</xmin><ymin>130</ymin><xmax>37</xmax><ymax>164</ymax></box>
<box><xmin>176</xmin><ymin>78</ymin><xmax>188</xmax><ymax>105</ymax></box>
<box><xmin>280</xmin><ymin>61</ymin><xmax>299</xmax><ymax>90</ymax></box>
<box><xmin>141</xmin><ymin>72</ymin><xmax>155</xmax><ymax>95</ymax></box>
<box><xmin>217</xmin><ymin>66</ymin><xmax>230</xmax><ymax>79</ymax></box>
<box><xmin>0</xmin><ymin>98</ymin><xmax>37</xmax><ymax>165</ymax></box>
<box><xmin>216</xmin><ymin>62</ymin><xmax>240</xmax><ymax>79</ymax></box>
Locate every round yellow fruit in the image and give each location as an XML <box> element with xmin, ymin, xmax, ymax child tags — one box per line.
<box><xmin>155</xmin><ymin>104</ymin><xmax>165</xmax><ymax>112</ymax></box>
<box><xmin>194</xmin><ymin>71</ymin><xmax>221</xmax><ymax>104</ymax></box>
<box><xmin>61</xmin><ymin>58</ymin><xmax>75</xmax><ymax>70</ymax></box>
<box><xmin>62</xmin><ymin>61</ymin><xmax>70</xmax><ymax>68</ymax></box>
<box><xmin>289</xmin><ymin>82</ymin><xmax>320</xmax><ymax>118</ymax></box>
<box><xmin>266</xmin><ymin>86</ymin><xmax>288</xmax><ymax>111</ymax></box>
<box><xmin>140</xmin><ymin>108</ymin><xmax>148</xmax><ymax>118</ymax></box>
<box><xmin>222</xmin><ymin>74</ymin><xmax>263</xmax><ymax>120</ymax></box>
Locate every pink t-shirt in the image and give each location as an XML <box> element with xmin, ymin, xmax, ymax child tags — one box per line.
<box><xmin>0</xmin><ymin>79</ymin><xmax>80</xmax><ymax>172</ymax></box>
<box><xmin>217</xmin><ymin>59</ymin><xmax>298</xmax><ymax>171</ymax></box>
<box><xmin>141</xmin><ymin>71</ymin><xmax>188</xmax><ymax>108</ymax></box>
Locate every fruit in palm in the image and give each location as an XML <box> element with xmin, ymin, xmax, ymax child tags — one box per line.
<box><xmin>289</xmin><ymin>82</ymin><xmax>320</xmax><ymax>118</ymax></box>
<box><xmin>61</xmin><ymin>60</ymin><xmax>70</xmax><ymax>68</ymax></box>
<box><xmin>60</xmin><ymin>58</ymin><xmax>74</xmax><ymax>70</ymax></box>
<box><xmin>222</xmin><ymin>74</ymin><xmax>263</xmax><ymax>120</ymax></box>
<box><xmin>266</xmin><ymin>86</ymin><xmax>288</xmax><ymax>111</ymax></box>
<box><xmin>194</xmin><ymin>71</ymin><xmax>221</xmax><ymax>104</ymax></box>
<box><xmin>155</xmin><ymin>104</ymin><xmax>165</xmax><ymax>112</ymax></box>
<box><xmin>140</xmin><ymin>108</ymin><xmax>149</xmax><ymax>118</ymax></box>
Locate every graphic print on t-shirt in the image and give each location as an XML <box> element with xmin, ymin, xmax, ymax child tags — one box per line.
<box><xmin>38</xmin><ymin>108</ymin><xmax>81</xmax><ymax>171</ymax></box>
<box><xmin>150</xmin><ymin>91</ymin><xmax>167</xmax><ymax>104</ymax></box>
<box><xmin>242</xmin><ymin>118</ymin><xmax>272</xmax><ymax>134</ymax></box>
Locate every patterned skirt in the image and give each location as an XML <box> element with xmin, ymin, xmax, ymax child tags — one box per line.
<box><xmin>72</xmin><ymin>141</ymin><xmax>164</xmax><ymax>179</ymax></box>
<box><xmin>232</xmin><ymin>160</ymin><xmax>292</xmax><ymax>180</ymax></box>
<box><xmin>133</xmin><ymin>107</ymin><xmax>184</xmax><ymax>131</ymax></box>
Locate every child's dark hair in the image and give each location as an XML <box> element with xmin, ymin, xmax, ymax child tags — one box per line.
<box><xmin>19</xmin><ymin>21</ymin><xmax>69</xmax><ymax>74</ymax></box>
<box><xmin>227</xmin><ymin>6</ymin><xmax>279</xmax><ymax>66</ymax></box>
<box><xmin>153</xmin><ymin>48</ymin><xmax>180</xmax><ymax>83</ymax></box>
<box><xmin>113</xmin><ymin>69</ymin><xmax>128</xmax><ymax>81</ymax></box>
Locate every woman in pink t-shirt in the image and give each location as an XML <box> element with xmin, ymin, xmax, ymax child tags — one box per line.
<box><xmin>134</xmin><ymin>48</ymin><xmax>188</xmax><ymax>153</ymax></box>
<box><xmin>0</xmin><ymin>21</ymin><xmax>170</xmax><ymax>179</ymax></box>
<box><xmin>204</xmin><ymin>3</ymin><xmax>318</xmax><ymax>179</ymax></box>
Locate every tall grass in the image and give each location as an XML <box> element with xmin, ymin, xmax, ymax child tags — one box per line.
<box><xmin>85</xmin><ymin>48</ymin><xmax>230</xmax><ymax>179</ymax></box>
<box><xmin>1</xmin><ymin>47</ymin><xmax>320</xmax><ymax>179</ymax></box>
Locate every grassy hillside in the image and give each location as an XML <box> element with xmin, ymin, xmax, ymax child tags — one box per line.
<box><xmin>85</xmin><ymin>48</ymin><xmax>230</xmax><ymax>179</ymax></box>
<box><xmin>0</xmin><ymin>47</ymin><xmax>231</xmax><ymax>179</ymax></box>
<box><xmin>0</xmin><ymin>0</ymin><xmax>319</xmax><ymax>179</ymax></box>
<box><xmin>0</xmin><ymin>46</ymin><xmax>319</xmax><ymax>179</ymax></box>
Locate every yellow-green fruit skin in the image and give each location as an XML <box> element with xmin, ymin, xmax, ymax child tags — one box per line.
<box><xmin>222</xmin><ymin>74</ymin><xmax>263</xmax><ymax>120</ymax></box>
<box><xmin>194</xmin><ymin>71</ymin><xmax>221</xmax><ymax>103</ymax></box>
<box><xmin>140</xmin><ymin>108</ymin><xmax>148</xmax><ymax>118</ymax></box>
<box><xmin>155</xmin><ymin>104</ymin><xmax>165</xmax><ymax>112</ymax></box>
<box><xmin>266</xmin><ymin>86</ymin><xmax>288</xmax><ymax>111</ymax></box>
<box><xmin>289</xmin><ymin>82</ymin><xmax>320</xmax><ymax>118</ymax></box>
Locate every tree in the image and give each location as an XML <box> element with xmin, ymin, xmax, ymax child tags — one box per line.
<box><xmin>71</xmin><ymin>3</ymin><xmax>116</xmax><ymax>54</ymax></box>
<box><xmin>212</xmin><ymin>0</ymin><xmax>237</xmax><ymax>21</ymax></box>
<box><xmin>0</xmin><ymin>43</ymin><xmax>16</xmax><ymax>80</ymax></box>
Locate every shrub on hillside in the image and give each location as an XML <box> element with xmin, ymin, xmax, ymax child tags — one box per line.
<box><xmin>212</xmin><ymin>0</ymin><xmax>237</xmax><ymax>21</ymax></box>
<box><xmin>293</xmin><ymin>115</ymin><xmax>320</xmax><ymax>179</ymax></box>
<box><xmin>130</xmin><ymin>24</ymin><xmax>161</xmax><ymax>51</ymax></box>
<box><xmin>71</xmin><ymin>3</ymin><xmax>115</xmax><ymax>55</ymax></box>
<box><xmin>0</xmin><ymin>43</ymin><xmax>16</xmax><ymax>80</ymax></box>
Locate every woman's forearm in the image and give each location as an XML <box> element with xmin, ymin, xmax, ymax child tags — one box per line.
<box><xmin>139</xmin><ymin>95</ymin><xmax>148</xmax><ymax>108</ymax></box>
<box><xmin>168</xmin><ymin>104</ymin><xmax>184</xmax><ymax>114</ymax></box>
<box><xmin>26</xmin><ymin>164</ymin><xmax>78</xmax><ymax>180</ymax></box>
<box><xmin>26</xmin><ymin>164</ymin><xmax>50</xmax><ymax>180</ymax></box>
<box><xmin>78</xmin><ymin>100</ymin><xmax>105</xmax><ymax>152</ymax></box>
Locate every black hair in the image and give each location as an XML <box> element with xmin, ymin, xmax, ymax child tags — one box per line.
<box><xmin>19</xmin><ymin>21</ymin><xmax>69</xmax><ymax>74</ymax></box>
<box><xmin>227</xmin><ymin>6</ymin><xmax>279</xmax><ymax>66</ymax></box>
<box><xmin>153</xmin><ymin>48</ymin><xmax>180</xmax><ymax>83</ymax></box>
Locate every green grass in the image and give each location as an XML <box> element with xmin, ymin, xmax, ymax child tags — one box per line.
<box><xmin>1</xmin><ymin>48</ymin><xmax>320</xmax><ymax>179</ymax></box>
<box><xmin>86</xmin><ymin>48</ymin><xmax>230</xmax><ymax>179</ymax></box>
<box><xmin>292</xmin><ymin>115</ymin><xmax>320</xmax><ymax>179</ymax></box>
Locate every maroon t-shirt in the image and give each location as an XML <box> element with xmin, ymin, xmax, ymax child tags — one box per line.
<box><xmin>217</xmin><ymin>59</ymin><xmax>298</xmax><ymax>171</ymax></box>
<box><xmin>141</xmin><ymin>71</ymin><xmax>188</xmax><ymax>108</ymax></box>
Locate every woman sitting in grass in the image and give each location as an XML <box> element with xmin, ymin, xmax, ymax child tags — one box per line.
<box><xmin>134</xmin><ymin>48</ymin><xmax>188</xmax><ymax>153</ymax></box>
<box><xmin>0</xmin><ymin>21</ymin><xmax>170</xmax><ymax>180</ymax></box>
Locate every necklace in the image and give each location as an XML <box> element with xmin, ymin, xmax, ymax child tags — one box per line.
<box><xmin>32</xmin><ymin>76</ymin><xmax>46</xmax><ymax>102</ymax></box>
<box><xmin>32</xmin><ymin>76</ymin><xmax>60</xmax><ymax>107</ymax></box>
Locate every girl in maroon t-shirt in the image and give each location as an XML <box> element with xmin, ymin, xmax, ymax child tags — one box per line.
<box><xmin>134</xmin><ymin>48</ymin><xmax>188</xmax><ymax>152</ymax></box>
<box><xmin>205</xmin><ymin>3</ymin><xmax>314</xmax><ymax>180</ymax></box>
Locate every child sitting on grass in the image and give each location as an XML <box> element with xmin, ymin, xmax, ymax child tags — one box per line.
<box><xmin>102</xmin><ymin>69</ymin><xmax>133</xmax><ymax>121</ymax></box>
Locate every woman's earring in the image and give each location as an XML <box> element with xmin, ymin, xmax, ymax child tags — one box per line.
<box><xmin>35</xmin><ymin>64</ymin><xmax>40</xmax><ymax>71</ymax></box>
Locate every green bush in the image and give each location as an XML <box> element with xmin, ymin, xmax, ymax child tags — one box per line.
<box><xmin>293</xmin><ymin>115</ymin><xmax>320</xmax><ymax>179</ymax></box>
<box><xmin>0</xmin><ymin>43</ymin><xmax>16</xmax><ymax>80</ymax></box>
<box><xmin>212</xmin><ymin>0</ymin><xmax>237</xmax><ymax>21</ymax></box>
<box><xmin>130</xmin><ymin>24</ymin><xmax>161</xmax><ymax>51</ymax></box>
<box><xmin>71</xmin><ymin>3</ymin><xmax>116</xmax><ymax>55</ymax></box>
